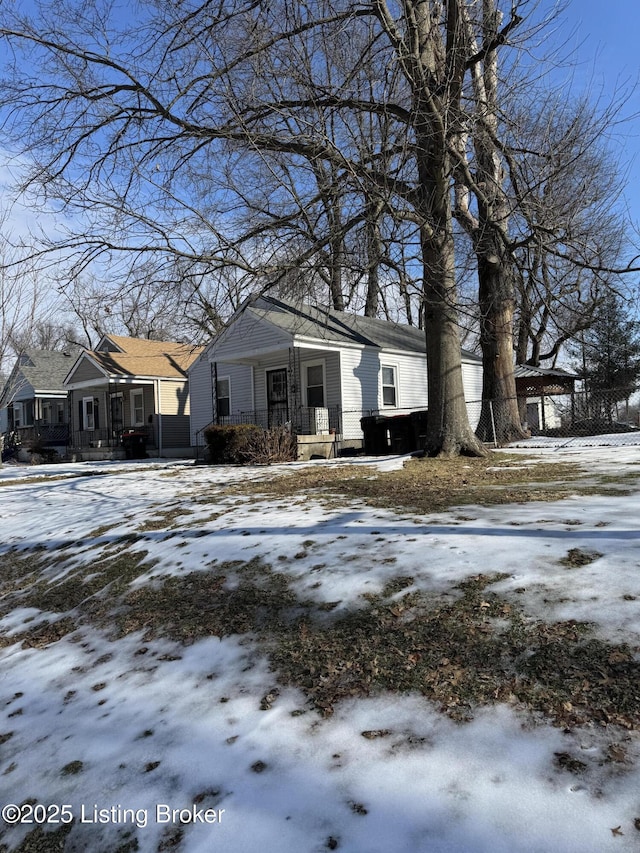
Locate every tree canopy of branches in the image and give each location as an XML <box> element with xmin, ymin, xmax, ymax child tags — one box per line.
<box><xmin>509</xmin><ymin>94</ymin><xmax>630</xmax><ymax>370</ymax></box>
<box><xmin>0</xmin><ymin>1</ymin><xmax>635</xmax><ymax>454</ymax></box>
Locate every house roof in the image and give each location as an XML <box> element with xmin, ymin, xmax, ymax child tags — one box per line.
<box><xmin>66</xmin><ymin>337</ymin><xmax>204</xmax><ymax>385</ymax></box>
<box><xmin>1</xmin><ymin>349</ymin><xmax>75</xmax><ymax>404</ymax></box>
<box><xmin>514</xmin><ymin>365</ymin><xmax>579</xmax><ymax>381</ymax></box>
<box><xmin>98</xmin><ymin>335</ymin><xmax>198</xmax><ymax>359</ymax></box>
<box><xmin>230</xmin><ymin>295</ymin><xmax>482</xmax><ymax>361</ymax></box>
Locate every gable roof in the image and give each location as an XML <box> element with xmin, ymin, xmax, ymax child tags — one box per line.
<box><xmin>98</xmin><ymin>334</ymin><xmax>199</xmax><ymax>359</ymax></box>
<box><xmin>216</xmin><ymin>294</ymin><xmax>481</xmax><ymax>361</ymax></box>
<box><xmin>87</xmin><ymin>348</ymin><xmax>202</xmax><ymax>379</ymax></box>
<box><xmin>66</xmin><ymin>337</ymin><xmax>204</xmax><ymax>384</ymax></box>
<box><xmin>1</xmin><ymin>349</ymin><xmax>75</xmax><ymax>404</ymax></box>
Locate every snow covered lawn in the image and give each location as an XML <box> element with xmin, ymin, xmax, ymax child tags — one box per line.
<box><xmin>2</xmin><ymin>446</ymin><xmax>640</xmax><ymax>852</ymax></box>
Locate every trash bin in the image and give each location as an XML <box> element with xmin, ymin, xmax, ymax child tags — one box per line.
<box><xmin>121</xmin><ymin>429</ymin><xmax>148</xmax><ymax>459</ymax></box>
<box><xmin>361</xmin><ymin>411</ymin><xmax>429</xmax><ymax>455</ymax></box>
<box><xmin>360</xmin><ymin>415</ymin><xmax>390</xmax><ymax>455</ymax></box>
<box><xmin>386</xmin><ymin>414</ymin><xmax>414</xmax><ymax>454</ymax></box>
<box><xmin>410</xmin><ymin>409</ymin><xmax>429</xmax><ymax>451</ymax></box>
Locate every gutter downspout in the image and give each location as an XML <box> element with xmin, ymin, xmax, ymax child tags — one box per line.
<box><xmin>155</xmin><ymin>379</ymin><xmax>163</xmax><ymax>457</ymax></box>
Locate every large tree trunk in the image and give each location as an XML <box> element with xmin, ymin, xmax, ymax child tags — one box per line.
<box><xmin>422</xmin><ymin>234</ymin><xmax>486</xmax><ymax>457</ymax></box>
<box><xmin>468</xmin><ymin>0</ymin><xmax>527</xmax><ymax>445</ymax></box>
<box><xmin>417</xmin><ymin>135</ymin><xmax>486</xmax><ymax>457</ymax></box>
<box><xmin>475</xmin><ymin>236</ymin><xmax>527</xmax><ymax>443</ymax></box>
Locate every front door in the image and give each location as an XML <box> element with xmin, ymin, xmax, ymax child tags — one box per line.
<box><xmin>111</xmin><ymin>393</ymin><xmax>123</xmax><ymax>437</ymax></box>
<box><xmin>266</xmin><ymin>368</ymin><xmax>288</xmax><ymax>427</ymax></box>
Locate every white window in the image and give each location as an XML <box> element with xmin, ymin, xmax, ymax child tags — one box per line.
<box><xmin>305</xmin><ymin>362</ymin><xmax>325</xmax><ymax>408</ymax></box>
<box><xmin>216</xmin><ymin>377</ymin><xmax>231</xmax><ymax>418</ymax></box>
<box><xmin>381</xmin><ymin>365</ymin><xmax>397</xmax><ymax>407</ymax></box>
<box><xmin>42</xmin><ymin>402</ymin><xmax>52</xmax><ymax>425</ymax></box>
<box><xmin>82</xmin><ymin>397</ymin><xmax>95</xmax><ymax>430</ymax></box>
<box><xmin>130</xmin><ymin>390</ymin><xmax>144</xmax><ymax>426</ymax></box>
<box><xmin>13</xmin><ymin>402</ymin><xmax>23</xmax><ymax>428</ymax></box>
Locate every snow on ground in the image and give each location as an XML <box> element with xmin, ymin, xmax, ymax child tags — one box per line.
<box><xmin>1</xmin><ymin>444</ymin><xmax>640</xmax><ymax>851</ymax></box>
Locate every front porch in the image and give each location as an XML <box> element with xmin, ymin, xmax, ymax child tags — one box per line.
<box><xmin>2</xmin><ymin>423</ymin><xmax>71</xmax><ymax>462</ymax></box>
<box><xmin>195</xmin><ymin>405</ymin><xmax>342</xmax><ymax>461</ymax></box>
<box><xmin>68</xmin><ymin>426</ymin><xmax>155</xmax><ymax>461</ymax></box>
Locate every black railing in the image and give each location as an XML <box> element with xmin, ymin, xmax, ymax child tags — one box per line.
<box><xmin>72</xmin><ymin>428</ymin><xmax>120</xmax><ymax>449</ymax></box>
<box><xmin>8</xmin><ymin>424</ymin><xmax>70</xmax><ymax>446</ymax></box>
<box><xmin>200</xmin><ymin>406</ymin><xmax>342</xmax><ymax>436</ymax></box>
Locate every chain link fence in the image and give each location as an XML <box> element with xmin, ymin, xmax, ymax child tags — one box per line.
<box><xmin>489</xmin><ymin>388</ymin><xmax>640</xmax><ymax>448</ymax></box>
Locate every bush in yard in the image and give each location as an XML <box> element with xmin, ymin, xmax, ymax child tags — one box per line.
<box><xmin>204</xmin><ymin>423</ymin><xmax>297</xmax><ymax>464</ymax></box>
<box><xmin>244</xmin><ymin>424</ymin><xmax>297</xmax><ymax>464</ymax></box>
<box><xmin>204</xmin><ymin>424</ymin><xmax>263</xmax><ymax>464</ymax></box>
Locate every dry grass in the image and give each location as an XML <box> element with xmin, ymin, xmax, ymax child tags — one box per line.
<box><xmin>270</xmin><ymin>573</ymin><xmax>640</xmax><ymax>728</ymax></box>
<box><xmin>3</xmin><ymin>451</ymin><xmax>640</xmax><ymax>741</ymax></box>
<box><xmin>230</xmin><ymin>454</ymin><xmax>584</xmax><ymax>513</ymax></box>
<box><xmin>3</xmin><ymin>541</ymin><xmax>640</xmax><ymax>732</ymax></box>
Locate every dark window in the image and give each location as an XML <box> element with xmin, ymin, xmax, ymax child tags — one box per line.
<box><xmin>216</xmin><ymin>378</ymin><xmax>231</xmax><ymax>418</ymax></box>
<box><xmin>306</xmin><ymin>364</ymin><xmax>324</xmax><ymax>407</ymax></box>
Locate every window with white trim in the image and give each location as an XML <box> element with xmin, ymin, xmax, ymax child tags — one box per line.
<box><xmin>305</xmin><ymin>363</ymin><xmax>325</xmax><ymax>407</ymax></box>
<box><xmin>381</xmin><ymin>365</ymin><xmax>397</xmax><ymax>407</ymax></box>
<box><xmin>12</xmin><ymin>402</ymin><xmax>23</xmax><ymax>428</ymax></box>
<box><xmin>216</xmin><ymin>377</ymin><xmax>231</xmax><ymax>418</ymax></box>
<box><xmin>130</xmin><ymin>389</ymin><xmax>144</xmax><ymax>426</ymax></box>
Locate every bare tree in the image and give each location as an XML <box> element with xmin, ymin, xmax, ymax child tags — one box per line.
<box><xmin>4</xmin><ymin>1</ymin><xmax>624</xmax><ymax>455</ymax></box>
<box><xmin>509</xmin><ymin>93</ymin><xmax>630</xmax><ymax>369</ymax></box>
<box><xmin>449</xmin><ymin>0</ymin><xmax>530</xmax><ymax>443</ymax></box>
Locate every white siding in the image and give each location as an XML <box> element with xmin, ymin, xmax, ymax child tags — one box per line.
<box><xmin>189</xmin><ymin>356</ymin><xmax>214</xmax><ymax>443</ymax></box>
<box><xmin>211</xmin><ymin>312</ymin><xmax>291</xmax><ymax>361</ymax></box>
<box><xmin>461</xmin><ymin>359</ymin><xmax>483</xmax><ymax>430</ymax></box>
<box><xmin>339</xmin><ymin>347</ymin><xmax>483</xmax><ymax>438</ymax></box>
<box><xmin>225</xmin><ymin>362</ymin><xmax>254</xmax><ymax>415</ymax></box>
<box><xmin>189</xmin><ymin>358</ymin><xmax>254</xmax><ymax>443</ymax></box>
<box><xmin>254</xmin><ymin>352</ymin><xmax>290</xmax><ymax>412</ymax></box>
<box><xmin>340</xmin><ymin>348</ymin><xmax>380</xmax><ymax>411</ymax></box>
<box><xmin>387</xmin><ymin>352</ymin><xmax>429</xmax><ymax>410</ymax></box>
<box><xmin>339</xmin><ymin>348</ymin><xmax>380</xmax><ymax>439</ymax></box>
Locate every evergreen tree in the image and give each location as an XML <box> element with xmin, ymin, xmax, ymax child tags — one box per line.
<box><xmin>572</xmin><ymin>293</ymin><xmax>640</xmax><ymax>420</ymax></box>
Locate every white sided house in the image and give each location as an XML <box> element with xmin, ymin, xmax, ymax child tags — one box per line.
<box><xmin>64</xmin><ymin>335</ymin><xmax>203</xmax><ymax>460</ymax></box>
<box><xmin>190</xmin><ymin>295</ymin><xmax>483</xmax><ymax>458</ymax></box>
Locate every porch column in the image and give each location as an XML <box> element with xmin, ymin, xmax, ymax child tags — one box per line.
<box><xmin>154</xmin><ymin>379</ymin><xmax>163</xmax><ymax>457</ymax></box>
<box><xmin>107</xmin><ymin>382</ymin><xmax>112</xmax><ymax>444</ymax></box>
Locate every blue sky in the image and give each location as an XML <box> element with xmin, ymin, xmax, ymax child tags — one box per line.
<box><xmin>1</xmin><ymin>1</ymin><xmax>639</xmax><ymax>265</ymax></box>
<box><xmin>557</xmin><ymin>0</ymin><xmax>640</xmax><ymax>234</ymax></box>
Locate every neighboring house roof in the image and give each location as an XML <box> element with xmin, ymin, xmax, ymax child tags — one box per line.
<box><xmin>514</xmin><ymin>365</ymin><xmax>579</xmax><ymax>380</ymax></box>
<box><xmin>0</xmin><ymin>349</ymin><xmax>75</xmax><ymax>405</ymax></box>
<box><xmin>213</xmin><ymin>294</ymin><xmax>482</xmax><ymax>361</ymax></box>
<box><xmin>98</xmin><ymin>334</ymin><xmax>199</xmax><ymax>359</ymax></box>
<box><xmin>65</xmin><ymin>336</ymin><xmax>204</xmax><ymax>385</ymax></box>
